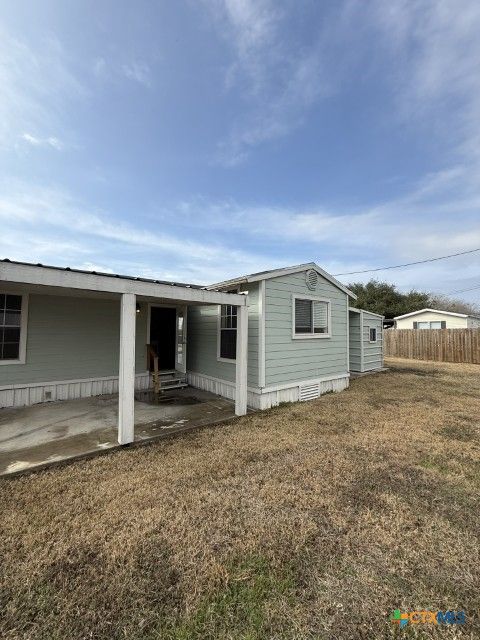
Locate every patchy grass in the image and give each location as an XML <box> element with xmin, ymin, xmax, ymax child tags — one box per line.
<box><xmin>1</xmin><ymin>358</ymin><xmax>479</xmax><ymax>639</ymax></box>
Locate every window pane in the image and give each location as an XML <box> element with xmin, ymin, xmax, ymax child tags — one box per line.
<box><xmin>369</xmin><ymin>328</ymin><xmax>377</xmax><ymax>341</ymax></box>
<box><xmin>295</xmin><ymin>299</ymin><xmax>312</xmax><ymax>333</ymax></box>
<box><xmin>313</xmin><ymin>301</ymin><xmax>328</xmax><ymax>333</ymax></box>
<box><xmin>0</xmin><ymin>294</ymin><xmax>5</xmax><ymax>310</ymax></box>
<box><xmin>2</xmin><ymin>342</ymin><xmax>20</xmax><ymax>359</ymax></box>
<box><xmin>3</xmin><ymin>327</ymin><xmax>20</xmax><ymax>343</ymax></box>
<box><xmin>6</xmin><ymin>295</ymin><xmax>22</xmax><ymax>311</ymax></box>
<box><xmin>430</xmin><ymin>321</ymin><xmax>442</xmax><ymax>329</ymax></box>
<box><xmin>417</xmin><ymin>322</ymin><xmax>429</xmax><ymax>329</ymax></box>
<box><xmin>4</xmin><ymin>310</ymin><xmax>21</xmax><ymax>326</ymax></box>
<box><xmin>220</xmin><ymin>329</ymin><xmax>236</xmax><ymax>359</ymax></box>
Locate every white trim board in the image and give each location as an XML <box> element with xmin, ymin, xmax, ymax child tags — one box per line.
<box><xmin>0</xmin><ymin>261</ymin><xmax>248</xmax><ymax>307</ymax></box>
<box><xmin>394</xmin><ymin>308</ymin><xmax>479</xmax><ymax>320</ymax></box>
<box><xmin>259</xmin><ymin>280</ymin><xmax>266</xmax><ymax>388</ymax></box>
<box><xmin>208</xmin><ymin>262</ymin><xmax>356</xmax><ymax>299</ymax></box>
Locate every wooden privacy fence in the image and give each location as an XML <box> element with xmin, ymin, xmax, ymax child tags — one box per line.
<box><xmin>384</xmin><ymin>329</ymin><xmax>480</xmax><ymax>364</ymax></box>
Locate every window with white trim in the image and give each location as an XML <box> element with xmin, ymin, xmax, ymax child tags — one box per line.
<box><xmin>219</xmin><ymin>304</ymin><xmax>237</xmax><ymax>359</ymax></box>
<box><xmin>416</xmin><ymin>321</ymin><xmax>445</xmax><ymax>329</ymax></box>
<box><xmin>369</xmin><ymin>327</ymin><xmax>377</xmax><ymax>342</ymax></box>
<box><xmin>294</xmin><ymin>298</ymin><xmax>330</xmax><ymax>336</ymax></box>
<box><xmin>0</xmin><ymin>294</ymin><xmax>23</xmax><ymax>361</ymax></box>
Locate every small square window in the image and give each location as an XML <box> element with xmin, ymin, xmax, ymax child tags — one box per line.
<box><xmin>369</xmin><ymin>327</ymin><xmax>377</xmax><ymax>342</ymax></box>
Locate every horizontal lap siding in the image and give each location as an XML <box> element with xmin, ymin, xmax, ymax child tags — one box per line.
<box><xmin>187</xmin><ymin>284</ymin><xmax>259</xmax><ymax>386</ymax></box>
<box><xmin>0</xmin><ymin>294</ymin><xmax>148</xmax><ymax>386</ymax></box>
<box><xmin>265</xmin><ymin>272</ymin><xmax>348</xmax><ymax>386</ymax></box>
<box><xmin>362</xmin><ymin>312</ymin><xmax>383</xmax><ymax>371</ymax></box>
<box><xmin>348</xmin><ymin>311</ymin><xmax>362</xmax><ymax>372</ymax></box>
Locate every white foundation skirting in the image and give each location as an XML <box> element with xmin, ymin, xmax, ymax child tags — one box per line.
<box><xmin>187</xmin><ymin>371</ymin><xmax>349</xmax><ymax>410</ymax></box>
<box><xmin>0</xmin><ymin>372</ymin><xmax>151</xmax><ymax>408</ymax></box>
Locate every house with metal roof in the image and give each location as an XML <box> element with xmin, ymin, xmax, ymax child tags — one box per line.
<box><xmin>0</xmin><ymin>259</ymin><xmax>384</xmax><ymax>464</ymax></box>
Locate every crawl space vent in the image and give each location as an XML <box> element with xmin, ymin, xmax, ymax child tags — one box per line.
<box><xmin>306</xmin><ymin>269</ymin><xmax>318</xmax><ymax>290</ymax></box>
<box><xmin>299</xmin><ymin>383</ymin><xmax>320</xmax><ymax>401</ymax></box>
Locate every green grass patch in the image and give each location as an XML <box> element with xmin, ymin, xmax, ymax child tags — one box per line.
<box><xmin>157</xmin><ymin>554</ymin><xmax>296</xmax><ymax>640</ymax></box>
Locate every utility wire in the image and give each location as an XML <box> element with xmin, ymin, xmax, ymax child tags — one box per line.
<box><xmin>333</xmin><ymin>247</ymin><xmax>480</xmax><ymax>276</ymax></box>
<box><xmin>446</xmin><ymin>283</ymin><xmax>480</xmax><ymax>295</ymax></box>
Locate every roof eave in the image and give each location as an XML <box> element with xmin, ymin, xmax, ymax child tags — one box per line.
<box><xmin>208</xmin><ymin>262</ymin><xmax>357</xmax><ymax>299</ymax></box>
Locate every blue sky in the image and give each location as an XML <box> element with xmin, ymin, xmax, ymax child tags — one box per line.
<box><xmin>1</xmin><ymin>0</ymin><xmax>479</xmax><ymax>301</ymax></box>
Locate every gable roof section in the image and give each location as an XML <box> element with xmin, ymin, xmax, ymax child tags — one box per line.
<box><xmin>208</xmin><ymin>262</ymin><xmax>356</xmax><ymax>299</ymax></box>
<box><xmin>394</xmin><ymin>308</ymin><xmax>480</xmax><ymax>320</ymax></box>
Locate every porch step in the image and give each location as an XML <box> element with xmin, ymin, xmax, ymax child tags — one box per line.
<box><xmin>151</xmin><ymin>372</ymin><xmax>188</xmax><ymax>391</ymax></box>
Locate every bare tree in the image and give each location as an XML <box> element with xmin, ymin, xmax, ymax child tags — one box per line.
<box><xmin>428</xmin><ymin>294</ymin><xmax>480</xmax><ymax>315</ymax></box>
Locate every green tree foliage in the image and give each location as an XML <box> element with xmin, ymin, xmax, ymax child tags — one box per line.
<box><xmin>348</xmin><ymin>280</ymin><xmax>429</xmax><ymax>318</ymax></box>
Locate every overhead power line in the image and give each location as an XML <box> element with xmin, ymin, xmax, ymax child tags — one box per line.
<box><xmin>334</xmin><ymin>247</ymin><xmax>480</xmax><ymax>276</ymax></box>
<box><xmin>446</xmin><ymin>283</ymin><xmax>480</xmax><ymax>295</ymax></box>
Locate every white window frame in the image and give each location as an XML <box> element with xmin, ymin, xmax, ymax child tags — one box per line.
<box><xmin>292</xmin><ymin>294</ymin><xmax>331</xmax><ymax>339</ymax></box>
<box><xmin>0</xmin><ymin>292</ymin><xmax>29</xmax><ymax>365</ymax></box>
<box><xmin>417</xmin><ymin>321</ymin><xmax>430</xmax><ymax>330</ymax></box>
<box><xmin>217</xmin><ymin>288</ymin><xmax>240</xmax><ymax>362</ymax></box>
<box><xmin>368</xmin><ymin>327</ymin><xmax>377</xmax><ymax>343</ymax></box>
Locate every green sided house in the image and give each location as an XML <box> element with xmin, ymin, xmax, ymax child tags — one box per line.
<box><xmin>189</xmin><ymin>264</ymin><xmax>355</xmax><ymax>409</ymax></box>
<box><xmin>0</xmin><ymin>260</ymin><xmax>383</xmax><ymax>452</ymax></box>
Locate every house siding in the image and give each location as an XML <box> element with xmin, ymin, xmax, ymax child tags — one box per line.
<box><xmin>348</xmin><ymin>311</ymin><xmax>362</xmax><ymax>372</ymax></box>
<box><xmin>467</xmin><ymin>316</ymin><xmax>480</xmax><ymax>328</ymax></box>
<box><xmin>396</xmin><ymin>311</ymin><xmax>467</xmax><ymax>329</ymax></box>
<box><xmin>186</xmin><ymin>283</ymin><xmax>259</xmax><ymax>387</ymax></box>
<box><xmin>362</xmin><ymin>311</ymin><xmax>383</xmax><ymax>371</ymax></box>
<box><xmin>0</xmin><ymin>293</ymin><xmax>148</xmax><ymax>387</ymax></box>
<box><xmin>264</xmin><ymin>271</ymin><xmax>349</xmax><ymax>386</ymax></box>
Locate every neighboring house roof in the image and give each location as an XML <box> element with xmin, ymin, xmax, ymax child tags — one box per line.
<box><xmin>208</xmin><ymin>262</ymin><xmax>357</xmax><ymax>299</ymax></box>
<box><xmin>394</xmin><ymin>308</ymin><xmax>480</xmax><ymax>320</ymax></box>
<box><xmin>349</xmin><ymin>307</ymin><xmax>384</xmax><ymax>318</ymax></box>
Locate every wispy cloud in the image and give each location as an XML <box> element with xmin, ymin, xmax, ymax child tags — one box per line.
<box><xmin>20</xmin><ymin>133</ymin><xmax>64</xmax><ymax>151</ymax></box>
<box><xmin>205</xmin><ymin>0</ymin><xmax>333</xmax><ymax>165</ymax></box>
<box><xmin>154</xmin><ymin>163</ymin><xmax>480</xmax><ymax>293</ymax></box>
<box><xmin>93</xmin><ymin>56</ymin><xmax>153</xmax><ymax>88</ymax></box>
<box><xmin>0</xmin><ymin>181</ymin><xmax>276</xmax><ymax>284</ymax></box>
<box><xmin>122</xmin><ymin>61</ymin><xmax>152</xmax><ymax>87</ymax></box>
<box><xmin>0</xmin><ymin>29</ymin><xmax>85</xmax><ymax>150</ymax></box>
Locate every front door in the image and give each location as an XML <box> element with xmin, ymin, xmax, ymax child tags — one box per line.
<box><xmin>149</xmin><ymin>307</ymin><xmax>177</xmax><ymax>371</ymax></box>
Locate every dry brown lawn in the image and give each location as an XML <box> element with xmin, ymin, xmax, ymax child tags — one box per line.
<box><xmin>1</xmin><ymin>358</ymin><xmax>479</xmax><ymax>639</ymax></box>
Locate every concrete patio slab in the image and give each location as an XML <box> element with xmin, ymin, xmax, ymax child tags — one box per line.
<box><xmin>0</xmin><ymin>388</ymin><xmax>236</xmax><ymax>476</ymax></box>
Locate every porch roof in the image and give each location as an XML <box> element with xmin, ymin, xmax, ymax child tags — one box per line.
<box><xmin>0</xmin><ymin>259</ymin><xmax>247</xmax><ymax>306</ymax></box>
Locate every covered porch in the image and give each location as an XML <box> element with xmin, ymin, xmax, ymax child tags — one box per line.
<box><xmin>0</xmin><ymin>260</ymin><xmax>249</xmax><ymax>473</ymax></box>
<box><xmin>0</xmin><ymin>387</ymin><xmax>237</xmax><ymax>475</ymax></box>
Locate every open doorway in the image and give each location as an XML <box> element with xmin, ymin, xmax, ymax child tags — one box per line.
<box><xmin>149</xmin><ymin>307</ymin><xmax>177</xmax><ymax>371</ymax></box>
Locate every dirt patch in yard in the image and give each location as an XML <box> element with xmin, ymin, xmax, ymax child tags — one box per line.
<box><xmin>1</xmin><ymin>357</ymin><xmax>479</xmax><ymax>639</ymax></box>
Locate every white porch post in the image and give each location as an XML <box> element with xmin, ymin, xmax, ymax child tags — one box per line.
<box><xmin>235</xmin><ymin>304</ymin><xmax>248</xmax><ymax>416</ymax></box>
<box><xmin>118</xmin><ymin>293</ymin><xmax>136</xmax><ymax>444</ymax></box>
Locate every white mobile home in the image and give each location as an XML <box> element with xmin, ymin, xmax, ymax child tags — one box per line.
<box><xmin>394</xmin><ymin>308</ymin><xmax>480</xmax><ymax>329</ymax></box>
<box><xmin>0</xmin><ymin>260</ymin><xmax>385</xmax><ymax>452</ymax></box>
